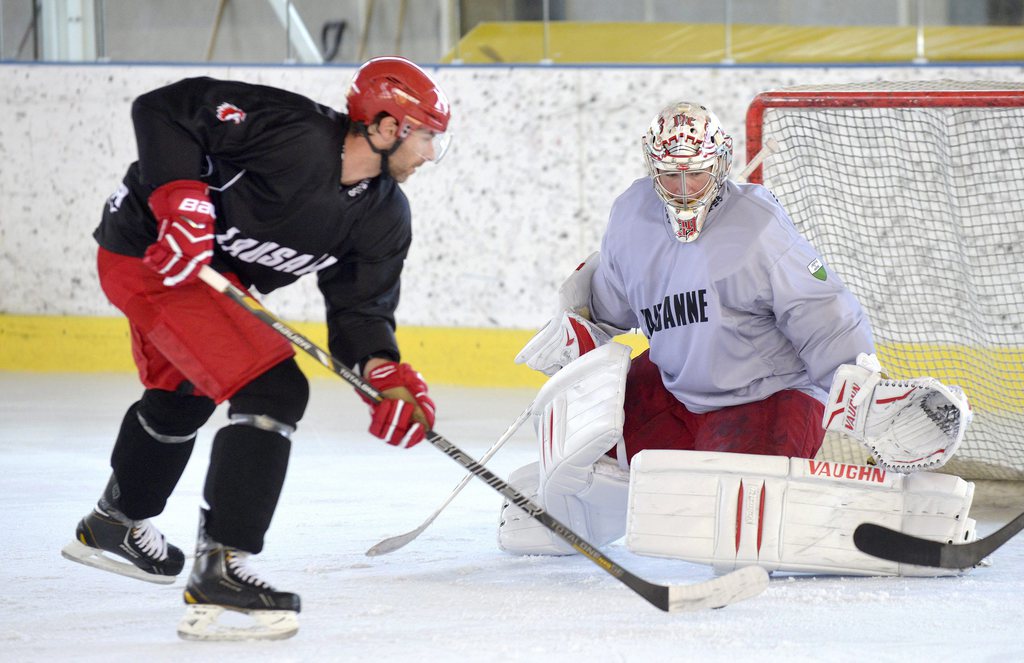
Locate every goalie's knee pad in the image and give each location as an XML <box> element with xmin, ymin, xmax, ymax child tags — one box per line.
<box><xmin>497</xmin><ymin>459</ymin><xmax>629</xmax><ymax>555</ymax></box>
<box><xmin>626</xmin><ymin>450</ymin><xmax>976</xmax><ymax>577</ymax></box>
<box><xmin>229</xmin><ymin>358</ymin><xmax>309</xmax><ymax>433</ymax></box>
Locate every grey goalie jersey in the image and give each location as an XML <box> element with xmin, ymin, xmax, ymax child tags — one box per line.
<box><xmin>590</xmin><ymin>178</ymin><xmax>875</xmax><ymax>413</ymax></box>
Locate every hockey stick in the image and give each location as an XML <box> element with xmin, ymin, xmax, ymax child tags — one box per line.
<box><xmin>736</xmin><ymin>137</ymin><xmax>780</xmax><ymax>183</ymax></box>
<box><xmin>197</xmin><ymin>266</ymin><xmax>769</xmax><ymax>611</ymax></box>
<box><xmin>365</xmin><ymin>401</ymin><xmax>534</xmax><ymax>556</ymax></box>
<box><xmin>854</xmin><ymin>510</ymin><xmax>1024</xmax><ymax>570</ymax></box>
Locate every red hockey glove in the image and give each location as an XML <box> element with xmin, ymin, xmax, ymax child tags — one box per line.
<box><xmin>363</xmin><ymin>361</ymin><xmax>436</xmax><ymax>449</ymax></box>
<box><xmin>143</xmin><ymin>179</ymin><xmax>216</xmax><ymax>286</ymax></box>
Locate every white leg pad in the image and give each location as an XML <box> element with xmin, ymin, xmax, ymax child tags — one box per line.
<box><xmin>497</xmin><ymin>459</ymin><xmax>629</xmax><ymax>555</ymax></box>
<box><xmin>535</xmin><ymin>342</ymin><xmax>631</xmax><ymax>494</ymax></box>
<box><xmin>498</xmin><ymin>462</ymin><xmax>575</xmax><ymax>555</ymax></box>
<box><xmin>497</xmin><ymin>342</ymin><xmax>633</xmax><ymax>555</ymax></box>
<box><xmin>626</xmin><ymin>450</ymin><xmax>976</xmax><ymax>576</ymax></box>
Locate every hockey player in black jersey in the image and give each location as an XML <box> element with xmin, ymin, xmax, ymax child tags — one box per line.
<box><xmin>61</xmin><ymin>56</ymin><xmax>451</xmax><ymax>640</ymax></box>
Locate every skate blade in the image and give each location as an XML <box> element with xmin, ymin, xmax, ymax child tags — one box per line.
<box><xmin>177</xmin><ymin>604</ymin><xmax>299</xmax><ymax>641</ymax></box>
<box><xmin>61</xmin><ymin>539</ymin><xmax>177</xmax><ymax>585</ymax></box>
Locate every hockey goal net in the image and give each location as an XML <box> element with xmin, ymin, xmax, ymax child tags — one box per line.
<box><xmin>746</xmin><ymin>81</ymin><xmax>1024</xmax><ymax>481</ymax></box>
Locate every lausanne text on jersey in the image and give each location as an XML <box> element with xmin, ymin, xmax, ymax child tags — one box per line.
<box><xmin>216</xmin><ymin>227</ymin><xmax>339</xmax><ymax>275</ymax></box>
<box><xmin>641</xmin><ymin>289</ymin><xmax>709</xmax><ymax>337</ymax></box>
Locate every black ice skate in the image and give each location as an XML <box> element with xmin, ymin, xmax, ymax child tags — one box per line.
<box><xmin>178</xmin><ymin>513</ymin><xmax>300</xmax><ymax>641</ymax></box>
<box><xmin>61</xmin><ymin>481</ymin><xmax>184</xmax><ymax>585</ymax></box>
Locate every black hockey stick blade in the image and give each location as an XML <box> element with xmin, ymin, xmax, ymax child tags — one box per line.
<box><xmin>197</xmin><ymin>266</ymin><xmax>770</xmax><ymax>612</ymax></box>
<box><xmin>854</xmin><ymin>511</ymin><xmax>1024</xmax><ymax>570</ymax></box>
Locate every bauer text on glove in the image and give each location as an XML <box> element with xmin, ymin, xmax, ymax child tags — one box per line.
<box><xmin>143</xmin><ymin>179</ymin><xmax>216</xmax><ymax>287</ymax></box>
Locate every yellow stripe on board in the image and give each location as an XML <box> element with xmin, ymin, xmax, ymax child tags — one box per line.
<box><xmin>0</xmin><ymin>314</ymin><xmax>648</xmax><ymax>389</ymax></box>
<box><xmin>0</xmin><ymin>315</ymin><xmax>138</xmax><ymax>373</ymax></box>
<box><xmin>878</xmin><ymin>343</ymin><xmax>1024</xmax><ymax>413</ymax></box>
<box><xmin>7</xmin><ymin>315</ymin><xmax>1016</xmax><ymax>411</ymax></box>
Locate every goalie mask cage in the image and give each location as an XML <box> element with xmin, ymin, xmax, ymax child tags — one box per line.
<box><xmin>746</xmin><ymin>81</ymin><xmax>1024</xmax><ymax>481</ymax></box>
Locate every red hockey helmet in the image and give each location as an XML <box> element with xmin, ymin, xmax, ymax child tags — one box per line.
<box><xmin>346</xmin><ymin>56</ymin><xmax>451</xmax><ymax>137</ymax></box>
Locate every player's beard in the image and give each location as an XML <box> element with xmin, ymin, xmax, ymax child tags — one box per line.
<box><xmin>386</xmin><ymin>143</ymin><xmax>428</xmax><ymax>183</ymax></box>
<box><xmin>387</xmin><ymin>159</ymin><xmax>421</xmax><ymax>183</ymax></box>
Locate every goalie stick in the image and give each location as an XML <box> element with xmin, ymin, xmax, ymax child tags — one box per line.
<box><xmin>197</xmin><ymin>265</ymin><xmax>770</xmax><ymax>612</ymax></box>
<box><xmin>854</xmin><ymin>511</ymin><xmax>1024</xmax><ymax>570</ymax></box>
<box><xmin>366</xmin><ymin>401</ymin><xmax>534</xmax><ymax>556</ymax></box>
<box><xmin>736</xmin><ymin>137</ymin><xmax>779</xmax><ymax>183</ymax></box>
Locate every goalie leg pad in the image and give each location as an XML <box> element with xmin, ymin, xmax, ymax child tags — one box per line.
<box><xmin>498</xmin><ymin>342</ymin><xmax>633</xmax><ymax>555</ymax></box>
<box><xmin>497</xmin><ymin>462</ymin><xmax>575</xmax><ymax>555</ymax></box>
<box><xmin>545</xmin><ymin>457</ymin><xmax>630</xmax><ymax>548</ymax></box>
<box><xmin>533</xmin><ymin>342</ymin><xmax>631</xmax><ymax>495</ymax></box>
<box><xmin>537</xmin><ymin>340</ymin><xmax>632</xmax><ymax>545</ymax></box>
<box><xmin>497</xmin><ymin>459</ymin><xmax>629</xmax><ymax>555</ymax></box>
<box><xmin>626</xmin><ymin>449</ymin><xmax>976</xmax><ymax>576</ymax></box>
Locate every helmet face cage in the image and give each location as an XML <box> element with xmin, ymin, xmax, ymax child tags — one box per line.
<box><xmin>346</xmin><ymin>56</ymin><xmax>452</xmax><ymax>162</ymax></box>
<box><xmin>642</xmin><ymin>102</ymin><xmax>733</xmax><ymax>242</ymax></box>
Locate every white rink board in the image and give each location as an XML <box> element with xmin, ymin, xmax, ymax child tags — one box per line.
<box><xmin>2</xmin><ymin>63</ymin><xmax>1022</xmax><ymax>327</ymax></box>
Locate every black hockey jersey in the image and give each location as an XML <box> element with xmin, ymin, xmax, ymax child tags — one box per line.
<box><xmin>95</xmin><ymin>77</ymin><xmax>412</xmax><ymax>369</ymax></box>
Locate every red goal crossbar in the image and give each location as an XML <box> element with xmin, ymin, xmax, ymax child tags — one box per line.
<box><xmin>745</xmin><ymin>87</ymin><xmax>1024</xmax><ymax>184</ymax></box>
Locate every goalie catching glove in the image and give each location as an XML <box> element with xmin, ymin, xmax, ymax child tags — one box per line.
<box><xmin>361</xmin><ymin>361</ymin><xmax>436</xmax><ymax>448</ymax></box>
<box><xmin>823</xmin><ymin>352</ymin><xmax>972</xmax><ymax>472</ymax></box>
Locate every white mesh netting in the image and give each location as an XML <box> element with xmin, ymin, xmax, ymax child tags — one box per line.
<box><xmin>751</xmin><ymin>81</ymin><xmax>1024</xmax><ymax>480</ymax></box>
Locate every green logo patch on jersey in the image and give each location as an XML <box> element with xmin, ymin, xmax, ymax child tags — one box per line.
<box><xmin>807</xmin><ymin>258</ymin><xmax>827</xmax><ymax>281</ymax></box>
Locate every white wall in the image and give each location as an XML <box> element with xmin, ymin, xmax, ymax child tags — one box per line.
<box><xmin>1</xmin><ymin>62</ymin><xmax>1021</xmax><ymax>328</ymax></box>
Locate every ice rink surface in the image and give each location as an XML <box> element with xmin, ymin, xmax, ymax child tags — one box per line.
<box><xmin>3</xmin><ymin>371</ymin><xmax>1023</xmax><ymax>662</ymax></box>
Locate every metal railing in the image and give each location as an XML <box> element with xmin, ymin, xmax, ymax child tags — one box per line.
<box><xmin>1</xmin><ymin>0</ymin><xmax>1020</xmax><ymax>65</ymax></box>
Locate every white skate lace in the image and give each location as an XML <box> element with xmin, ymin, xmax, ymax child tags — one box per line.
<box><xmin>131</xmin><ymin>520</ymin><xmax>169</xmax><ymax>561</ymax></box>
<box><xmin>226</xmin><ymin>550</ymin><xmax>273</xmax><ymax>589</ymax></box>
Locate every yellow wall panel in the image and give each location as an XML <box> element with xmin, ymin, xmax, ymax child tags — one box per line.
<box><xmin>0</xmin><ymin>314</ymin><xmax>649</xmax><ymax>389</ymax></box>
<box><xmin>446</xmin><ymin>22</ymin><xmax>1024</xmax><ymax>64</ymax></box>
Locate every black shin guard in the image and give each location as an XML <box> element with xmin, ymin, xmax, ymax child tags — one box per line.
<box><xmin>203</xmin><ymin>425</ymin><xmax>291</xmax><ymax>554</ymax></box>
<box><xmin>109</xmin><ymin>391</ymin><xmax>214</xmax><ymax>520</ymax></box>
<box><xmin>202</xmin><ymin>360</ymin><xmax>306</xmax><ymax>553</ymax></box>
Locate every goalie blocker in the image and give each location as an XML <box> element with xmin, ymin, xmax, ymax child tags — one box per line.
<box><xmin>627</xmin><ymin>450</ymin><xmax>976</xmax><ymax>577</ymax></box>
<box><xmin>514</xmin><ymin>252</ymin><xmax>629</xmax><ymax>377</ymax></box>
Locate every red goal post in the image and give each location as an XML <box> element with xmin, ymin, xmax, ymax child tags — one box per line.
<box><xmin>744</xmin><ymin>81</ymin><xmax>1024</xmax><ymax>481</ymax></box>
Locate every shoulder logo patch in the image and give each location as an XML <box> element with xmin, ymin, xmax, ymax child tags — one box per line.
<box><xmin>216</xmin><ymin>102</ymin><xmax>246</xmax><ymax>124</ymax></box>
<box><xmin>807</xmin><ymin>258</ymin><xmax>827</xmax><ymax>281</ymax></box>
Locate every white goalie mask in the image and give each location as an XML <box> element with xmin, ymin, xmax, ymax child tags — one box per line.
<box><xmin>642</xmin><ymin>102</ymin><xmax>733</xmax><ymax>242</ymax></box>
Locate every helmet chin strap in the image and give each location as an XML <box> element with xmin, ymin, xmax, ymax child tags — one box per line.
<box><xmin>357</xmin><ymin>122</ymin><xmax>403</xmax><ymax>177</ymax></box>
